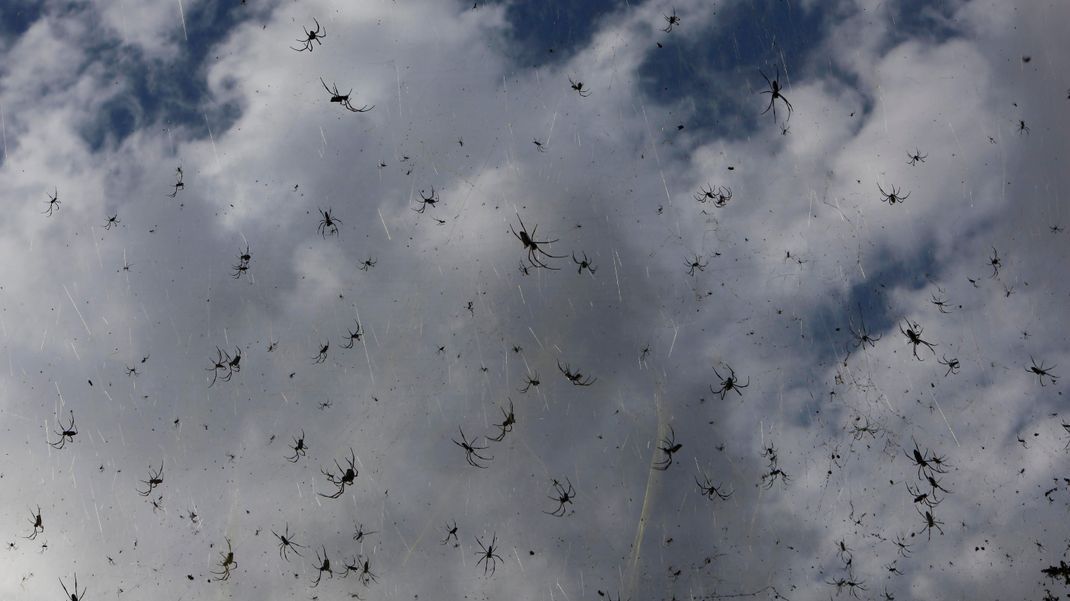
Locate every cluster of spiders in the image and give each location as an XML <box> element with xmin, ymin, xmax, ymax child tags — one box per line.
<box><xmin>903</xmin><ymin>439</ymin><xmax>951</xmax><ymax>539</ymax></box>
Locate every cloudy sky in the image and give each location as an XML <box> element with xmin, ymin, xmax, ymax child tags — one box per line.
<box><xmin>1</xmin><ymin>0</ymin><xmax>1068</xmax><ymax>599</ymax></box>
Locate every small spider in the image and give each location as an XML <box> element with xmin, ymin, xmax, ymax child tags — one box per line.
<box><xmin>488</xmin><ymin>400</ymin><xmax>515</xmax><ymax>442</ymax></box>
<box><xmin>572</xmin><ymin>252</ymin><xmax>597</xmax><ymax>275</ymax></box>
<box><xmin>878</xmin><ymin>183</ymin><xmax>910</xmax><ymax>205</ymax></box>
<box><xmin>519</xmin><ymin>371</ymin><xmax>540</xmax><ymax>393</ymax></box>
<box><xmin>759</xmin><ymin>68</ymin><xmax>793</xmax><ymax>122</ymax></box>
<box><xmin>849</xmin><ymin>417</ymin><xmax>881</xmax><ymax>440</ymax></box>
<box><xmin>43</xmin><ymin>188</ymin><xmax>60</xmax><ymax>216</ymax></box>
<box><xmin>317</xmin><ymin>208</ymin><xmax>341</xmax><ymax>237</ymax></box>
<box><xmin>906</xmin><ymin>482</ymin><xmax>942</xmax><ymax>509</ymax></box>
<box><xmin>320</xmin><ymin>78</ymin><xmax>373</xmax><ymax>112</ymax></box>
<box><xmin>352</xmin><ymin>523</ymin><xmax>377</xmax><ymax>543</ymax></box>
<box><xmin>26</xmin><ymin>505</ymin><xmax>43</xmax><ymax>540</ymax></box>
<box><xmin>916</xmin><ymin>508</ymin><xmax>944</xmax><ymax>540</ymax></box>
<box><xmin>1027</xmin><ymin>356</ymin><xmax>1058</xmax><ymax>386</ymax></box>
<box><xmin>286</xmin><ymin>430</ymin><xmax>308</xmax><ymax>463</ymax></box>
<box><xmin>103</xmin><ymin>213</ymin><xmax>120</xmax><ymax>230</ymax></box>
<box><xmin>511</xmin><ymin>214</ymin><xmax>564</xmax><ymax>270</ymax></box>
<box><xmin>848</xmin><ymin>309</ymin><xmax>881</xmax><ymax>349</ymax></box>
<box><xmin>827</xmin><ymin>577</ymin><xmax>867</xmax><ymax>598</ymax></box>
<box><xmin>475</xmin><ymin>533</ymin><xmax>504</xmax><ymax>575</ymax></box>
<box><xmin>900</xmin><ymin>321</ymin><xmax>936</xmax><ymax>360</ymax></box>
<box><xmin>311</xmin><ymin>546</ymin><xmax>336</xmax><ymax>587</ymax></box>
<box><xmin>320</xmin><ymin>448</ymin><xmax>358</xmax><ymax>498</ymax></box>
<box><xmin>211</xmin><ymin>538</ymin><xmax>238</xmax><ymax>581</ymax></box>
<box><xmin>907</xmin><ymin>148</ymin><xmax>927</xmax><ymax>166</ymax></box>
<box><xmin>545</xmin><ymin>478</ymin><xmax>576</xmax><ymax>517</ymax></box>
<box><xmin>359</xmin><ymin>257</ymin><xmax>377</xmax><ymax>271</ymax></box>
<box><xmin>137</xmin><ymin>463</ymin><xmax>164</xmax><ymax>496</ymax></box>
<box><xmin>1018</xmin><ymin>119</ymin><xmax>1030</xmax><ymax>135</ymax></box>
<box><xmin>232</xmin><ymin>245</ymin><xmax>251</xmax><ymax>278</ymax></box>
<box><xmin>167</xmin><ymin>167</ymin><xmax>184</xmax><ymax>198</ymax></box>
<box><xmin>711</xmin><ymin>364</ymin><xmax>749</xmax><ymax>400</ymax></box>
<box><xmin>938</xmin><ymin>355</ymin><xmax>960</xmax><ymax>377</ymax></box>
<box><xmin>273</xmin><ymin>523</ymin><xmax>306</xmax><ymax>561</ymax></box>
<box><xmin>662</xmin><ymin>7</ymin><xmax>680</xmax><ymax>32</ymax></box>
<box><xmin>835</xmin><ymin>539</ymin><xmax>853</xmax><ymax>565</ymax></box>
<box><xmin>341</xmin><ymin>322</ymin><xmax>363</xmax><ymax>349</ymax></box>
<box><xmin>558</xmin><ymin>360</ymin><xmax>596</xmax><ymax>386</ymax></box>
<box><xmin>414</xmin><ymin>188</ymin><xmax>439</xmax><ymax>213</ymax></box>
<box><xmin>313</xmin><ymin>341</ymin><xmax>330</xmax><ymax>364</ymax></box>
<box><xmin>441</xmin><ymin>520</ymin><xmax>459</xmax><ymax>545</ymax></box>
<box><xmin>49</xmin><ymin>410</ymin><xmax>78</xmax><ymax>450</ymax></box>
<box><xmin>987</xmin><ymin>247</ymin><xmax>1002</xmax><ymax>278</ymax></box>
<box><xmin>930</xmin><ymin>292</ymin><xmax>952</xmax><ymax>314</ymax></box>
<box><xmin>452</xmin><ymin>427</ymin><xmax>492</xmax><ymax>468</ymax></box>
<box><xmin>685</xmin><ymin>255</ymin><xmax>708</xmax><ymax>276</ymax></box>
<box><xmin>695</xmin><ymin>473</ymin><xmax>732</xmax><ymax>500</ymax></box>
<box><xmin>652</xmin><ymin>426</ymin><xmax>682</xmax><ymax>471</ymax></box>
<box><xmin>533</xmin><ymin>138</ymin><xmax>546</xmax><ymax>152</ymax></box>
<box><xmin>569</xmin><ymin>77</ymin><xmax>592</xmax><ymax>97</ymax></box>
<box><xmin>60</xmin><ymin>574</ymin><xmax>86</xmax><ymax>601</ymax></box>
<box><xmin>292</xmin><ymin>18</ymin><xmax>326</xmax><ymax>52</ymax></box>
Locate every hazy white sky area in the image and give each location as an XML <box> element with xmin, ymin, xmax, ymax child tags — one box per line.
<box><xmin>1</xmin><ymin>0</ymin><xmax>1068</xmax><ymax>599</ymax></box>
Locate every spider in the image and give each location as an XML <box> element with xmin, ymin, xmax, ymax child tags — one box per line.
<box><xmin>572</xmin><ymin>252</ymin><xmax>597</xmax><ymax>274</ymax></box>
<box><xmin>49</xmin><ymin>410</ymin><xmax>78</xmax><ymax>449</ymax></box>
<box><xmin>533</xmin><ymin>138</ymin><xmax>546</xmax><ymax>152</ymax></box>
<box><xmin>1018</xmin><ymin>119</ymin><xmax>1030</xmax><ymax>135</ymax></box>
<box><xmin>317</xmin><ymin>208</ymin><xmax>341</xmax><ymax>237</ymax></box>
<box><xmin>344</xmin><ymin>554</ymin><xmax>377</xmax><ymax>586</ymax></box>
<box><xmin>904</xmin><ymin>439</ymin><xmax>949</xmax><ymax>480</ymax></box>
<box><xmin>211</xmin><ymin>538</ymin><xmax>238</xmax><ymax>581</ymax></box>
<box><xmin>320</xmin><ymin>448</ymin><xmax>357</xmax><ymax>498</ymax></box>
<box><xmin>695</xmin><ymin>473</ymin><xmax>733</xmax><ymax>500</ymax></box>
<box><xmin>938</xmin><ymin>355</ymin><xmax>959</xmax><ymax>377</ymax></box>
<box><xmin>452</xmin><ymin>427</ymin><xmax>492</xmax><ymax>468</ymax></box>
<box><xmin>848</xmin><ymin>310</ymin><xmax>881</xmax><ymax>349</ymax></box>
<box><xmin>352</xmin><ymin>523</ymin><xmax>377</xmax><ymax>543</ymax></box>
<box><xmin>272</xmin><ymin>523</ymin><xmax>306</xmax><ymax>560</ymax></box>
<box><xmin>900</xmin><ymin>321</ymin><xmax>936</xmax><ymax>360</ymax></box>
<box><xmin>167</xmin><ymin>167</ymin><xmax>184</xmax><ymax>198</ymax></box>
<box><xmin>569</xmin><ymin>77</ymin><xmax>592</xmax><ymax>97</ymax></box>
<box><xmin>827</xmin><ymin>577</ymin><xmax>867</xmax><ymax>598</ymax></box>
<box><xmin>662</xmin><ymin>7</ymin><xmax>680</xmax><ymax>32</ymax></box>
<box><xmin>103</xmin><ymin>213</ymin><xmax>120</xmax><ymax>230</ymax></box>
<box><xmin>519</xmin><ymin>371</ymin><xmax>540</xmax><ymax>393</ymax></box>
<box><xmin>137</xmin><ymin>463</ymin><xmax>164</xmax><ymax>496</ymax></box>
<box><xmin>342</xmin><ymin>322</ymin><xmax>363</xmax><ymax>349</ymax></box>
<box><xmin>475</xmin><ymin>533</ymin><xmax>504</xmax><ymax>575</ymax></box>
<box><xmin>511</xmin><ymin>214</ymin><xmax>564</xmax><ymax>270</ymax></box>
<box><xmin>835</xmin><ymin>539</ymin><xmax>853</xmax><ymax>565</ymax></box>
<box><xmin>545</xmin><ymin>478</ymin><xmax>576</xmax><ymax>517</ymax></box>
<box><xmin>987</xmin><ymin>247</ymin><xmax>1002</xmax><ymax>278</ymax></box>
<box><xmin>292</xmin><ymin>18</ymin><xmax>325</xmax><ymax>52</ymax></box>
<box><xmin>311</xmin><ymin>546</ymin><xmax>336</xmax><ymax>587</ymax></box>
<box><xmin>231</xmin><ymin>261</ymin><xmax>249</xmax><ymax>279</ymax></box>
<box><xmin>518</xmin><ymin>261</ymin><xmax>531</xmax><ymax>276</ymax></box>
<box><xmin>694</xmin><ymin>184</ymin><xmax>717</xmax><ymax>203</ymax></box>
<box><xmin>60</xmin><ymin>574</ymin><xmax>86</xmax><ymax>601</ymax></box>
<box><xmin>558</xmin><ymin>360</ymin><xmax>596</xmax><ymax>386</ymax></box>
<box><xmin>43</xmin><ymin>188</ymin><xmax>60</xmax><ymax>216</ymax></box>
<box><xmin>907</xmin><ymin>148</ymin><xmax>927</xmax><ymax>166</ymax></box>
<box><xmin>26</xmin><ymin>505</ymin><xmax>43</xmax><ymax>540</ymax></box>
<box><xmin>320</xmin><ymin>78</ymin><xmax>373</xmax><ymax>112</ymax></box>
<box><xmin>441</xmin><ymin>520</ymin><xmax>459</xmax><ymax>545</ymax></box>
<box><xmin>1027</xmin><ymin>356</ymin><xmax>1058</xmax><ymax>386</ymax></box>
<box><xmin>759</xmin><ymin>68</ymin><xmax>793</xmax><ymax>122</ymax></box>
<box><xmin>930</xmin><ymin>292</ymin><xmax>952</xmax><ymax>314</ymax></box>
<box><xmin>359</xmin><ymin>257</ymin><xmax>377</xmax><ymax>271</ymax></box>
<box><xmin>685</xmin><ymin>255</ymin><xmax>708</xmax><ymax>276</ymax></box>
<box><xmin>286</xmin><ymin>430</ymin><xmax>308</xmax><ymax>463</ymax></box>
<box><xmin>916</xmin><ymin>508</ymin><xmax>944</xmax><ymax>540</ymax></box>
<box><xmin>652</xmin><ymin>426</ymin><xmax>682</xmax><ymax>471</ymax></box>
<box><xmin>711</xmin><ymin>364</ymin><xmax>749</xmax><ymax>399</ymax></box>
<box><xmin>206</xmin><ymin>347</ymin><xmax>233</xmax><ymax>386</ymax></box>
<box><xmin>877</xmin><ymin>183</ymin><xmax>910</xmax><ymax>205</ymax></box>
<box><xmin>849</xmin><ymin>416</ymin><xmax>880</xmax><ymax>440</ymax></box>
<box><xmin>232</xmin><ymin>245</ymin><xmax>251</xmax><ymax>278</ymax></box>
<box><xmin>761</xmin><ymin>467</ymin><xmax>791</xmax><ymax>489</ymax></box>
<box><xmin>414</xmin><ymin>188</ymin><xmax>439</xmax><ymax>213</ymax></box>
<box><xmin>906</xmin><ymin>482</ymin><xmax>942</xmax><ymax>509</ymax></box>
<box><xmin>488</xmin><ymin>400</ymin><xmax>515</xmax><ymax>442</ymax></box>
<box><xmin>313</xmin><ymin>341</ymin><xmax>330</xmax><ymax>364</ymax></box>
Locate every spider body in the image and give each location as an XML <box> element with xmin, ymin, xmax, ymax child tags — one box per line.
<box><xmin>137</xmin><ymin>463</ymin><xmax>164</xmax><ymax>496</ymax></box>
<box><xmin>569</xmin><ymin>77</ymin><xmax>592</xmax><ymax>97</ymax></box>
<box><xmin>286</xmin><ymin>430</ymin><xmax>307</xmax><ymax>462</ymax></box>
<box><xmin>320</xmin><ymin>78</ymin><xmax>373</xmax><ymax>112</ymax></box>
<box><xmin>49</xmin><ymin>410</ymin><xmax>78</xmax><ymax>449</ymax></box>
<box><xmin>44</xmin><ymin>188</ymin><xmax>60</xmax><ymax>216</ymax></box>
<box><xmin>572</xmin><ymin>252</ymin><xmax>597</xmax><ymax>274</ymax></box>
<box><xmin>711</xmin><ymin>364</ymin><xmax>748</xmax><ymax>399</ymax></box>
<box><xmin>414</xmin><ymin>188</ymin><xmax>439</xmax><ymax>213</ymax></box>
<box><xmin>558</xmin><ymin>360</ymin><xmax>596</xmax><ymax>386</ymax></box>
<box><xmin>759</xmin><ymin>68</ymin><xmax>793</xmax><ymax>122</ymax></box>
<box><xmin>452</xmin><ymin>427</ymin><xmax>492</xmax><ymax>468</ymax></box>
<box><xmin>488</xmin><ymin>400</ymin><xmax>515</xmax><ymax>442</ymax></box>
<box><xmin>317</xmin><ymin>208</ymin><xmax>341</xmax><ymax>237</ymax></box>
<box><xmin>652</xmin><ymin>426</ymin><xmax>682</xmax><ymax>471</ymax></box>
<box><xmin>878</xmin><ymin>183</ymin><xmax>910</xmax><ymax>205</ymax></box>
<box><xmin>695</xmin><ymin>474</ymin><xmax>732</xmax><ymax>500</ymax></box>
<box><xmin>545</xmin><ymin>478</ymin><xmax>576</xmax><ymax>516</ymax></box>
<box><xmin>475</xmin><ymin>533</ymin><xmax>504</xmax><ymax>575</ymax></box>
<box><xmin>320</xmin><ymin>448</ymin><xmax>357</xmax><ymax>498</ymax></box>
<box><xmin>26</xmin><ymin>505</ymin><xmax>43</xmax><ymax>540</ymax></box>
<box><xmin>292</xmin><ymin>18</ymin><xmax>325</xmax><ymax>52</ymax></box>
<box><xmin>211</xmin><ymin>538</ymin><xmax>238</xmax><ymax>581</ymax></box>
<box><xmin>273</xmin><ymin>524</ymin><xmax>306</xmax><ymax>560</ymax></box>
<box><xmin>900</xmin><ymin>321</ymin><xmax>936</xmax><ymax>360</ymax></box>
<box><xmin>662</xmin><ymin>8</ymin><xmax>680</xmax><ymax>32</ymax></box>
<box><xmin>511</xmin><ymin>214</ymin><xmax>564</xmax><ymax>269</ymax></box>
<box><xmin>1028</xmin><ymin>357</ymin><xmax>1058</xmax><ymax>386</ymax></box>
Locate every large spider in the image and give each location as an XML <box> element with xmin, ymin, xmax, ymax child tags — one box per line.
<box><xmin>292</xmin><ymin>18</ymin><xmax>326</xmax><ymax>52</ymax></box>
<box><xmin>900</xmin><ymin>320</ymin><xmax>936</xmax><ymax>360</ymax></box>
<box><xmin>1027</xmin><ymin>356</ymin><xmax>1058</xmax><ymax>386</ymax></box>
<box><xmin>272</xmin><ymin>524</ymin><xmax>306</xmax><ymax>560</ymax></box>
<box><xmin>49</xmin><ymin>410</ymin><xmax>78</xmax><ymax>449</ymax></box>
<box><xmin>904</xmin><ymin>439</ymin><xmax>949</xmax><ymax>480</ymax></box>
<box><xmin>211</xmin><ymin>538</ymin><xmax>238</xmax><ymax>581</ymax></box>
<box><xmin>137</xmin><ymin>463</ymin><xmax>164</xmax><ymax>496</ymax></box>
<box><xmin>341</xmin><ymin>321</ymin><xmax>363</xmax><ymax>349</ymax></box>
<box><xmin>317</xmin><ymin>208</ymin><xmax>341</xmax><ymax>237</ymax></box>
<box><xmin>569</xmin><ymin>77</ymin><xmax>592</xmax><ymax>97</ymax></box>
<box><xmin>452</xmin><ymin>427</ymin><xmax>492</xmax><ymax>468</ymax></box>
<box><xmin>475</xmin><ymin>533</ymin><xmax>504</xmax><ymax>575</ymax></box>
<box><xmin>907</xmin><ymin>148</ymin><xmax>927</xmax><ymax>166</ymax></box>
<box><xmin>572</xmin><ymin>252</ymin><xmax>597</xmax><ymax>274</ymax></box>
<box><xmin>286</xmin><ymin>430</ymin><xmax>308</xmax><ymax>463</ymax></box>
<box><xmin>511</xmin><ymin>214</ymin><xmax>564</xmax><ymax>270</ymax></box>
<box><xmin>652</xmin><ymin>426</ymin><xmax>682</xmax><ymax>471</ymax></box>
<box><xmin>558</xmin><ymin>360</ymin><xmax>596</xmax><ymax>386</ymax></box>
<box><xmin>695</xmin><ymin>473</ymin><xmax>733</xmax><ymax>500</ymax></box>
<box><xmin>544</xmin><ymin>478</ymin><xmax>576</xmax><ymax>517</ymax></box>
<box><xmin>414</xmin><ymin>188</ymin><xmax>439</xmax><ymax>213</ymax></box>
<box><xmin>60</xmin><ymin>574</ymin><xmax>86</xmax><ymax>601</ymax></box>
<box><xmin>662</xmin><ymin>8</ymin><xmax>680</xmax><ymax>32</ymax></box>
<box><xmin>711</xmin><ymin>364</ymin><xmax>748</xmax><ymax>400</ymax></box>
<box><xmin>488</xmin><ymin>400</ymin><xmax>515</xmax><ymax>442</ymax></box>
<box><xmin>916</xmin><ymin>508</ymin><xmax>944</xmax><ymax>540</ymax></box>
<box><xmin>320</xmin><ymin>78</ymin><xmax>373</xmax><ymax>112</ymax></box>
<box><xmin>43</xmin><ymin>188</ymin><xmax>60</xmax><ymax>216</ymax></box>
<box><xmin>759</xmin><ymin>68</ymin><xmax>793</xmax><ymax>122</ymax></box>
<box><xmin>311</xmin><ymin>546</ymin><xmax>337</xmax><ymax>587</ymax></box>
<box><xmin>685</xmin><ymin>255</ymin><xmax>708</xmax><ymax>276</ymax></box>
<box><xmin>320</xmin><ymin>448</ymin><xmax>358</xmax><ymax>498</ymax></box>
<box><xmin>26</xmin><ymin>505</ymin><xmax>43</xmax><ymax>540</ymax></box>
<box><xmin>878</xmin><ymin>183</ymin><xmax>910</xmax><ymax>205</ymax></box>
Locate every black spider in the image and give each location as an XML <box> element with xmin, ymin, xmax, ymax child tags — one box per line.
<box><xmin>137</xmin><ymin>463</ymin><xmax>164</xmax><ymax>496</ymax></box>
<box><xmin>987</xmin><ymin>247</ymin><xmax>1002</xmax><ymax>278</ymax></box>
<box><xmin>311</xmin><ymin>546</ymin><xmax>337</xmax><ymax>587</ymax></box>
<box><xmin>511</xmin><ymin>214</ymin><xmax>564</xmax><ymax>269</ymax></box>
<box><xmin>930</xmin><ymin>292</ymin><xmax>952</xmax><ymax>314</ymax></box>
<box><xmin>519</xmin><ymin>371</ymin><xmax>540</xmax><ymax>393</ymax></box>
<box><xmin>695</xmin><ymin>473</ymin><xmax>733</xmax><ymax>500</ymax></box>
<box><xmin>544</xmin><ymin>478</ymin><xmax>576</xmax><ymax>517</ymax></box>
<box><xmin>475</xmin><ymin>533</ymin><xmax>504</xmax><ymax>575</ymax></box>
<box><xmin>1027</xmin><ymin>356</ymin><xmax>1058</xmax><ymax>386</ymax></box>
<box><xmin>286</xmin><ymin>430</ymin><xmax>308</xmax><ymax>462</ymax></box>
<box><xmin>60</xmin><ymin>574</ymin><xmax>86</xmax><ymax>601</ymax></box>
<box><xmin>341</xmin><ymin>322</ymin><xmax>363</xmax><ymax>349</ymax></box>
<box><xmin>759</xmin><ymin>68</ymin><xmax>793</xmax><ymax>122</ymax></box>
<box><xmin>352</xmin><ymin>523</ymin><xmax>377</xmax><ymax>543</ymax></box>
<box><xmin>904</xmin><ymin>439</ymin><xmax>949</xmax><ymax>480</ymax></box>
<box><xmin>273</xmin><ymin>523</ymin><xmax>306</xmax><ymax>561</ymax></box>
<box><xmin>900</xmin><ymin>320</ymin><xmax>936</xmax><ymax>360</ymax></box>
<box><xmin>916</xmin><ymin>507</ymin><xmax>944</xmax><ymax>540</ymax></box>
<box><xmin>938</xmin><ymin>355</ymin><xmax>960</xmax><ymax>377</ymax></box>
<box><xmin>320</xmin><ymin>448</ymin><xmax>358</xmax><ymax>498</ymax></box>
<box><xmin>26</xmin><ymin>505</ymin><xmax>43</xmax><ymax>540</ymax></box>
<box><xmin>488</xmin><ymin>400</ymin><xmax>515</xmax><ymax>442</ymax></box>
<box><xmin>360</xmin><ymin>257</ymin><xmax>377</xmax><ymax>271</ymax></box>
<box><xmin>558</xmin><ymin>360</ymin><xmax>596</xmax><ymax>386</ymax></box>
<box><xmin>662</xmin><ymin>8</ymin><xmax>680</xmax><ymax>32</ymax></box>
<box><xmin>43</xmin><ymin>188</ymin><xmax>60</xmax><ymax>216</ymax></box>
<box><xmin>103</xmin><ymin>213</ymin><xmax>120</xmax><ymax>230</ymax></box>
<box><xmin>1018</xmin><ymin>119</ymin><xmax>1030</xmax><ymax>135</ymax></box>
<box><xmin>320</xmin><ymin>78</ymin><xmax>373</xmax><ymax>112</ymax></box>
<box><xmin>343</xmin><ymin>554</ymin><xmax>378</xmax><ymax>586</ymax></box>
<box><xmin>685</xmin><ymin>254</ymin><xmax>708</xmax><ymax>276</ymax></box>
<box><xmin>49</xmin><ymin>410</ymin><xmax>78</xmax><ymax>449</ymax></box>
<box><xmin>414</xmin><ymin>188</ymin><xmax>439</xmax><ymax>213</ymax></box>
<box><xmin>292</xmin><ymin>18</ymin><xmax>326</xmax><ymax>52</ymax></box>
<box><xmin>652</xmin><ymin>426</ymin><xmax>682</xmax><ymax>471</ymax></box>
<box><xmin>167</xmin><ymin>167</ymin><xmax>184</xmax><ymax>198</ymax></box>
<box><xmin>711</xmin><ymin>364</ymin><xmax>749</xmax><ymax>400</ymax></box>
<box><xmin>210</xmin><ymin>538</ymin><xmax>238</xmax><ymax>581</ymax></box>
<box><xmin>232</xmin><ymin>244</ymin><xmax>252</xmax><ymax>279</ymax></box>
<box><xmin>317</xmin><ymin>208</ymin><xmax>341</xmax><ymax>237</ymax></box>
<box><xmin>313</xmin><ymin>341</ymin><xmax>330</xmax><ymax>364</ymax></box>
<box><xmin>572</xmin><ymin>252</ymin><xmax>597</xmax><ymax>274</ymax></box>
<box><xmin>569</xmin><ymin>77</ymin><xmax>592</xmax><ymax>97</ymax></box>
<box><xmin>878</xmin><ymin>183</ymin><xmax>910</xmax><ymax>205</ymax></box>
<box><xmin>452</xmin><ymin>427</ymin><xmax>492</xmax><ymax>468</ymax></box>
<box><xmin>848</xmin><ymin>308</ymin><xmax>882</xmax><ymax>349</ymax></box>
<box><xmin>442</xmin><ymin>520</ymin><xmax>459</xmax><ymax>545</ymax></box>
<box><xmin>907</xmin><ymin>148</ymin><xmax>927</xmax><ymax>166</ymax></box>
<box><xmin>533</xmin><ymin>138</ymin><xmax>546</xmax><ymax>152</ymax></box>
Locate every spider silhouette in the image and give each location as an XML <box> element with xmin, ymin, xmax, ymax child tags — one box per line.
<box><xmin>653</xmin><ymin>426</ymin><xmax>682</xmax><ymax>471</ymax></box>
<box><xmin>511</xmin><ymin>214</ymin><xmax>564</xmax><ymax>270</ymax></box>
<box><xmin>1018</xmin><ymin>119</ymin><xmax>1030</xmax><ymax>135</ymax></box>
<box><xmin>137</xmin><ymin>463</ymin><xmax>164</xmax><ymax>496</ymax></box>
<box><xmin>292</xmin><ymin>18</ymin><xmax>326</xmax><ymax>52</ymax></box>
<box><xmin>916</xmin><ymin>508</ymin><xmax>944</xmax><ymax>540</ymax></box>
<box><xmin>211</xmin><ymin>538</ymin><xmax>238</xmax><ymax>581</ymax></box>
<box><xmin>26</xmin><ymin>505</ymin><xmax>43</xmax><ymax>540</ymax></box>
<box><xmin>693</xmin><ymin>184</ymin><xmax>732</xmax><ymax>207</ymax></box>
<box><xmin>711</xmin><ymin>364</ymin><xmax>749</xmax><ymax>399</ymax></box>
<box><xmin>441</xmin><ymin>520</ymin><xmax>459</xmax><ymax>545</ymax></box>
<box><xmin>1027</xmin><ymin>357</ymin><xmax>1058</xmax><ymax>386</ymax></box>
<box><xmin>286</xmin><ymin>430</ymin><xmax>308</xmax><ymax>462</ymax></box>
<box><xmin>320</xmin><ymin>78</ymin><xmax>373</xmax><ymax>112</ymax></box>
<box><xmin>488</xmin><ymin>400</ymin><xmax>515</xmax><ymax>442</ymax></box>
<box><xmin>475</xmin><ymin>533</ymin><xmax>504</xmax><ymax>575</ymax></box>
<box><xmin>320</xmin><ymin>448</ymin><xmax>358</xmax><ymax>498</ymax></box>
<box><xmin>904</xmin><ymin>439</ymin><xmax>949</xmax><ymax>480</ymax></box>
<box><xmin>43</xmin><ymin>188</ymin><xmax>60</xmax><ymax>216</ymax></box>
<box><xmin>414</xmin><ymin>188</ymin><xmax>439</xmax><ymax>213</ymax></box>
<box><xmin>533</xmin><ymin>138</ymin><xmax>546</xmax><ymax>152</ymax></box>
<box><xmin>545</xmin><ymin>478</ymin><xmax>576</xmax><ymax>517</ymax></box>
<box><xmin>452</xmin><ymin>427</ymin><xmax>492</xmax><ymax>468</ymax></box>
<box><xmin>341</xmin><ymin>322</ymin><xmax>363</xmax><ymax>349</ymax></box>
<box><xmin>906</xmin><ymin>482</ymin><xmax>943</xmax><ymax>509</ymax></box>
<box><xmin>900</xmin><ymin>321</ymin><xmax>936</xmax><ymax>360</ymax></box>
<box><xmin>662</xmin><ymin>8</ymin><xmax>680</xmax><ymax>32</ymax></box>
<box><xmin>167</xmin><ymin>167</ymin><xmax>184</xmax><ymax>198</ymax></box>
<box><xmin>569</xmin><ymin>77</ymin><xmax>592</xmax><ymax>97</ymax></box>
<box><xmin>519</xmin><ymin>371</ymin><xmax>540</xmax><ymax>393</ymax></box>
<box><xmin>49</xmin><ymin>410</ymin><xmax>78</xmax><ymax>449</ymax></box>
<box><xmin>352</xmin><ymin>523</ymin><xmax>377</xmax><ymax>543</ymax></box>
<box><xmin>827</xmin><ymin>577</ymin><xmax>867</xmax><ymax>598</ymax></box>
<box><xmin>695</xmin><ymin>473</ymin><xmax>733</xmax><ymax>500</ymax></box>
<box><xmin>103</xmin><ymin>213</ymin><xmax>120</xmax><ymax>230</ymax></box>
<box><xmin>273</xmin><ymin>524</ymin><xmax>306</xmax><ymax>560</ymax></box>
<box><xmin>759</xmin><ymin>68</ymin><xmax>793</xmax><ymax>122</ymax></box>
<box><xmin>848</xmin><ymin>309</ymin><xmax>882</xmax><ymax>349</ymax></box>
<box><xmin>987</xmin><ymin>247</ymin><xmax>1002</xmax><ymax>278</ymax></box>
<box><xmin>907</xmin><ymin>148</ymin><xmax>927</xmax><ymax>166</ymax></box>
<box><xmin>60</xmin><ymin>574</ymin><xmax>86</xmax><ymax>601</ymax></box>
<box><xmin>572</xmin><ymin>252</ymin><xmax>597</xmax><ymax>274</ymax></box>
<box><xmin>685</xmin><ymin>255</ymin><xmax>708</xmax><ymax>276</ymax></box>
<box><xmin>938</xmin><ymin>355</ymin><xmax>960</xmax><ymax>376</ymax></box>
<box><xmin>313</xmin><ymin>341</ymin><xmax>330</xmax><ymax>364</ymax></box>
<box><xmin>359</xmin><ymin>257</ymin><xmax>377</xmax><ymax>271</ymax></box>
<box><xmin>558</xmin><ymin>360</ymin><xmax>596</xmax><ymax>386</ymax></box>
<box><xmin>311</xmin><ymin>546</ymin><xmax>337</xmax><ymax>587</ymax></box>
<box><xmin>317</xmin><ymin>208</ymin><xmax>341</xmax><ymax>237</ymax></box>
<box><xmin>344</xmin><ymin>554</ymin><xmax>378</xmax><ymax>586</ymax></box>
<box><xmin>878</xmin><ymin>183</ymin><xmax>910</xmax><ymax>205</ymax></box>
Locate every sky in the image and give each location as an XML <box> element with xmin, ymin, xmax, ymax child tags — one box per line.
<box><xmin>1</xmin><ymin>0</ymin><xmax>1069</xmax><ymax>599</ymax></box>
